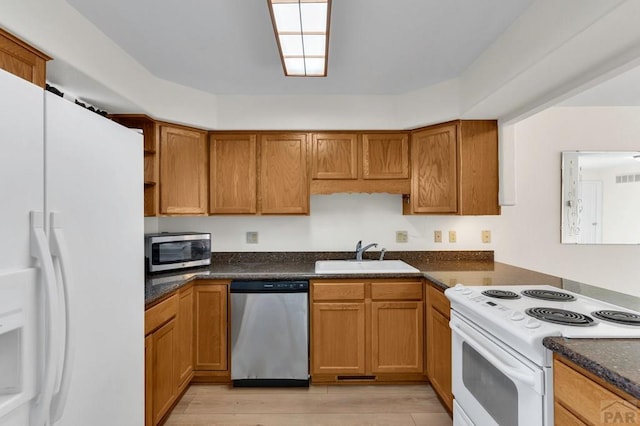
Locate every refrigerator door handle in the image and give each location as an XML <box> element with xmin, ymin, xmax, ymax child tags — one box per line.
<box><xmin>48</xmin><ymin>212</ymin><xmax>73</xmax><ymax>423</ymax></box>
<box><xmin>29</xmin><ymin>211</ymin><xmax>59</xmax><ymax>426</ymax></box>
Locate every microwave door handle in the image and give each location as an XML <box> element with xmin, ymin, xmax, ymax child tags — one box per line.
<box><xmin>451</xmin><ymin>322</ymin><xmax>542</xmax><ymax>393</ymax></box>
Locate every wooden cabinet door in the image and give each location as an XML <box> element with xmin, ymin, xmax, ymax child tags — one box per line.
<box><xmin>0</xmin><ymin>28</ymin><xmax>50</xmax><ymax>88</ymax></box>
<box><xmin>144</xmin><ymin>334</ymin><xmax>153</xmax><ymax>426</ymax></box>
<box><xmin>259</xmin><ymin>133</ymin><xmax>309</xmax><ymax>214</ymax></box>
<box><xmin>159</xmin><ymin>125</ymin><xmax>208</xmax><ymax>215</ymax></box>
<box><xmin>151</xmin><ymin>319</ymin><xmax>177</xmax><ymax>425</ymax></box>
<box><xmin>426</xmin><ymin>285</ymin><xmax>453</xmax><ymax>412</ymax></box>
<box><xmin>410</xmin><ymin>124</ymin><xmax>458</xmax><ymax>213</ymax></box>
<box><xmin>176</xmin><ymin>287</ymin><xmax>194</xmax><ymax>391</ymax></box>
<box><xmin>371</xmin><ymin>301</ymin><xmax>423</xmax><ymax>373</ymax></box>
<box><xmin>458</xmin><ymin>120</ymin><xmax>500</xmax><ymax>215</ymax></box>
<box><xmin>194</xmin><ymin>284</ymin><xmax>228</xmax><ymax>371</ymax></box>
<box><xmin>362</xmin><ymin>133</ymin><xmax>409</xmax><ymax>179</ymax></box>
<box><xmin>209</xmin><ymin>133</ymin><xmax>257</xmax><ymax>214</ymax></box>
<box><xmin>311</xmin><ymin>302</ymin><xmax>366</xmax><ymax>375</ymax></box>
<box><xmin>311</xmin><ymin>133</ymin><xmax>358</xmax><ymax>179</ymax></box>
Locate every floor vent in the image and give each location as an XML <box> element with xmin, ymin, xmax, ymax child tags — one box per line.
<box><xmin>337</xmin><ymin>375</ymin><xmax>377</xmax><ymax>381</ymax></box>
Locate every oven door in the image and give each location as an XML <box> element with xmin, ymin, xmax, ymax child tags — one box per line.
<box><xmin>450</xmin><ymin>311</ymin><xmax>546</xmax><ymax>426</ymax></box>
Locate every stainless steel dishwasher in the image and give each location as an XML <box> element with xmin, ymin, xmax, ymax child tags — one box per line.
<box><xmin>230</xmin><ymin>280</ymin><xmax>309</xmax><ymax>387</ymax></box>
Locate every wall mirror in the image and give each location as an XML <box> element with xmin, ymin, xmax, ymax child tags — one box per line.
<box><xmin>561</xmin><ymin>151</ymin><xmax>640</xmax><ymax>244</ymax></box>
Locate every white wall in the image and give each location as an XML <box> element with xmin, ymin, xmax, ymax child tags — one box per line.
<box><xmin>495</xmin><ymin>106</ymin><xmax>640</xmax><ymax>297</ymax></box>
<box><xmin>600</xmin><ymin>163</ymin><xmax>640</xmax><ymax>243</ymax></box>
<box><xmin>152</xmin><ymin>194</ymin><xmax>500</xmax><ymax>253</ymax></box>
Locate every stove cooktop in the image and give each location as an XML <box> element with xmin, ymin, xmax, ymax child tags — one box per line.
<box><xmin>445</xmin><ymin>284</ymin><xmax>640</xmax><ymax>365</ymax></box>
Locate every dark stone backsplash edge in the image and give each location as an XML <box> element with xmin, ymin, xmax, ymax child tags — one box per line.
<box><xmin>211</xmin><ymin>250</ymin><xmax>493</xmax><ymax>264</ymax></box>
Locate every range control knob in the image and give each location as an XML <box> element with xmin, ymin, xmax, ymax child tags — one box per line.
<box><xmin>454</xmin><ymin>284</ymin><xmax>465</xmax><ymax>292</ymax></box>
<box><xmin>525</xmin><ymin>318</ymin><xmax>541</xmax><ymax>329</ymax></box>
<box><xmin>461</xmin><ymin>289</ymin><xmax>473</xmax><ymax>295</ymax></box>
<box><xmin>510</xmin><ymin>312</ymin><xmax>525</xmax><ymax>321</ymax></box>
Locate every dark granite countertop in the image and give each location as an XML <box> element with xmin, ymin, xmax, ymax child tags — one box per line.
<box><xmin>543</xmin><ymin>337</ymin><xmax>640</xmax><ymax>399</ymax></box>
<box><xmin>145</xmin><ymin>250</ymin><xmax>569</xmax><ymax>307</ymax></box>
<box><xmin>144</xmin><ymin>250</ymin><xmax>640</xmax><ymax>398</ymax></box>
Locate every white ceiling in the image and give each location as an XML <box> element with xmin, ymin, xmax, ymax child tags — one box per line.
<box><xmin>64</xmin><ymin>0</ymin><xmax>535</xmax><ymax>96</ymax></box>
<box><xmin>560</xmin><ymin>64</ymin><xmax>640</xmax><ymax>107</ymax></box>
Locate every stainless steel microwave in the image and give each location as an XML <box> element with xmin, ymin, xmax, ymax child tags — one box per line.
<box><xmin>144</xmin><ymin>232</ymin><xmax>211</xmax><ymax>273</ymax></box>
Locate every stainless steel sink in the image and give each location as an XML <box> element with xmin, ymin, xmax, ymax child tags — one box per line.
<box><xmin>314</xmin><ymin>259</ymin><xmax>420</xmax><ymax>274</ymax></box>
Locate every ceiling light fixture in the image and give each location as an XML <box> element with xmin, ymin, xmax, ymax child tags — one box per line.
<box><xmin>267</xmin><ymin>0</ymin><xmax>331</xmax><ymax>77</ymax></box>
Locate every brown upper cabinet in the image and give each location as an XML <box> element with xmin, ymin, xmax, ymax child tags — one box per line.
<box><xmin>208</xmin><ymin>132</ymin><xmax>310</xmax><ymax>215</ymax></box>
<box><xmin>209</xmin><ymin>133</ymin><xmax>257</xmax><ymax>214</ymax></box>
<box><xmin>362</xmin><ymin>133</ymin><xmax>410</xmax><ymax>179</ymax></box>
<box><xmin>110</xmin><ymin>115</ymin><xmax>208</xmax><ymax>216</ymax></box>
<box><xmin>0</xmin><ymin>28</ymin><xmax>50</xmax><ymax>88</ymax></box>
<box><xmin>259</xmin><ymin>133</ymin><xmax>310</xmax><ymax>215</ymax></box>
<box><xmin>110</xmin><ymin>115</ymin><xmax>160</xmax><ymax>216</ymax></box>
<box><xmin>159</xmin><ymin>125</ymin><xmax>208</xmax><ymax>215</ymax></box>
<box><xmin>405</xmin><ymin>120</ymin><xmax>500</xmax><ymax>215</ymax></box>
<box><xmin>310</xmin><ymin>132</ymin><xmax>410</xmax><ymax>194</ymax></box>
<box><xmin>311</xmin><ymin>133</ymin><xmax>358</xmax><ymax>180</ymax></box>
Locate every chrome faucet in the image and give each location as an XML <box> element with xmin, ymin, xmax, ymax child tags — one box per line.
<box><xmin>355</xmin><ymin>240</ymin><xmax>378</xmax><ymax>261</ymax></box>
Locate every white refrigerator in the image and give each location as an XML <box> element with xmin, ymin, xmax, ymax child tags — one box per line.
<box><xmin>0</xmin><ymin>68</ymin><xmax>144</xmax><ymax>425</ymax></box>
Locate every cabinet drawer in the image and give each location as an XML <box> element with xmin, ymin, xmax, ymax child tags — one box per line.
<box><xmin>554</xmin><ymin>401</ymin><xmax>586</xmax><ymax>426</ymax></box>
<box><xmin>371</xmin><ymin>281</ymin><xmax>423</xmax><ymax>300</ymax></box>
<box><xmin>145</xmin><ymin>294</ymin><xmax>178</xmax><ymax>335</ymax></box>
<box><xmin>312</xmin><ymin>282</ymin><xmax>365</xmax><ymax>301</ymax></box>
<box><xmin>554</xmin><ymin>358</ymin><xmax>639</xmax><ymax>425</ymax></box>
<box><xmin>427</xmin><ymin>284</ymin><xmax>450</xmax><ymax>318</ymax></box>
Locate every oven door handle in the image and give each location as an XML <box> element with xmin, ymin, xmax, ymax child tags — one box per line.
<box><xmin>451</xmin><ymin>322</ymin><xmax>542</xmax><ymax>393</ymax></box>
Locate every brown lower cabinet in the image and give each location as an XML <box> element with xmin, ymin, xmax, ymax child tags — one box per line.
<box><xmin>310</xmin><ymin>279</ymin><xmax>425</xmax><ymax>383</ymax></box>
<box><xmin>144</xmin><ymin>281</ymin><xmax>229</xmax><ymax>426</ymax></box>
<box><xmin>553</xmin><ymin>354</ymin><xmax>640</xmax><ymax>425</ymax></box>
<box><xmin>144</xmin><ymin>278</ymin><xmax>459</xmax><ymax>423</ymax></box>
<box><xmin>193</xmin><ymin>281</ymin><xmax>229</xmax><ymax>379</ymax></box>
<box><xmin>426</xmin><ymin>282</ymin><xmax>453</xmax><ymax>412</ymax></box>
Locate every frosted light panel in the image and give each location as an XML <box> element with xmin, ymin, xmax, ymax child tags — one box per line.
<box><xmin>305</xmin><ymin>58</ymin><xmax>325</xmax><ymax>75</ymax></box>
<box><xmin>269</xmin><ymin>0</ymin><xmax>330</xmax><ymax>76</ymax></box>
<box><xmin>280</xmin><ymin>35</ymin><xmax>304</xmax><ymax>56</ymax></box>
<box><xmin>302</xmin><ymin>34</ymin><xmax>325</xmax><ymax>56</ymax></box>
<box><xmin>284</xmin><ymin>58</ymin><xmax>306</xmax><ymax>75</ymax></box>
<box><xmin>272</xmin><ymin>4</ymin><xmax>302</xmax><ymax>33</ymax></box>
<box><xmin>300</xmin><ymin>3</ymin><xmax>328</xmax><ymax>32</ymax></box>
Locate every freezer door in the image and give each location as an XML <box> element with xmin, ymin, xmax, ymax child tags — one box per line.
<box><xmin>44</xmin><ymin>93</ymin><xmax>144</xmax><ymax>426</ymax></box>
<box><xmin>0</xmin><ymin>269</ymin><xmax>38</xmax><ymax>426</ymax></box>
<box><xmin>0</xmin><ymin>69</ymin><xmax>44</xmax><ymax>269</ymax></box>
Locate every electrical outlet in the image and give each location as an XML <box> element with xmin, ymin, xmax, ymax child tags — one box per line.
<box><xmin>482</xmin><ymin>230</ymin><xmax>491</xmax><ymax>243</ymax></box>
<box><xmin>449</xmin><ymin>230</ymin><xmax>457</xmax><ymax>243</ymax></box>
<box><xmin>396</xmin><ymin>230</ymin><xmax>408</xmax><ymax>243</ymax></box>
<box><xmin>246</xmin><ymin>231</ymin><xmax>258</xmax><ymax>244</ymax></box>
<box><xmin>434</xmin><ymin>230</ymin><xmax>442</xmax><ymax>243</ymax></box>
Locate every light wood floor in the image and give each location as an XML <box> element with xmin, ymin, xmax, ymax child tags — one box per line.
<box><xmin>165</xmin><ymin>384</ymin><xmax>452</xmax><ymax>426</ymax></box>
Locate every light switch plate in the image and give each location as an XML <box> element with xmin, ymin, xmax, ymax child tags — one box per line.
<box><xmin>482</xmin><ymin>230</ymin><xmax>491</xmax><ymax>243</ymax></box>
<box><xmin>449</xmin><ymin>230</ymin><xmax>457</xmax><ymax>243</ymax></box>
<box><xmin>434</xmin><ymin>230</ymin><xmax>442</xmax><ymax>243</ymax></box>
<box><xmin>396</xmin><ymin>230</ymin><xmax>408</xmax><ymax>243</ymax></box>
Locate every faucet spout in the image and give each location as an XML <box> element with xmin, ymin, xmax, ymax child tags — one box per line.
<box><xmin>355</xmin><ymin>241</ymin><xmax>378</xmax><ymax>261</ymax></box>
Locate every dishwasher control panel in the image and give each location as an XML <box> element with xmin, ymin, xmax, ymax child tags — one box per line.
<box><xmin>230</xmin><ymin>280</ymin><xmax>309</xmax><ymax>293</ymax></box>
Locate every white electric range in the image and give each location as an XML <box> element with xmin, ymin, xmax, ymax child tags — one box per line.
<box><xmin>445</xmin><ymin>284</ymin><xmax>640</xmax><ymax>426</ymax></box>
